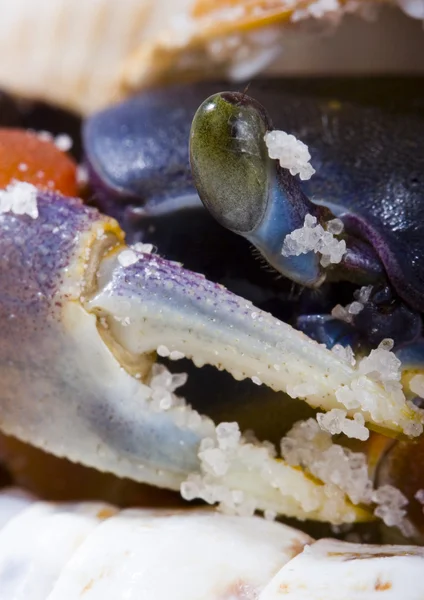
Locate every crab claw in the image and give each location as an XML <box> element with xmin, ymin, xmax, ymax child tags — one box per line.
<box><xmin>0</xmin><ymin>188</ymin><xmax>419</xmax><ymax>523</ymax></box>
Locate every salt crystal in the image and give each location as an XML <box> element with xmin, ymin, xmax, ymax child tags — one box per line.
<box><xmin>118</xmin><ymin>249</ymin><xmax>138</xmax><ymax>267</ymax></box>
<box><xmin>347</xmin><ymin>301</ymin><xmax>364</xmax><ymax>315</ymax></box>
<box><xmin>157</xmin><ymin>345</ymin><xmax>170</xmax><ymax>357</ymax></box>
<box><xmin>331</xmin><ymin>344</ymin><xmax>356</xmax><ymax>366</ymax></box>
<box><xmin>358</xmin><ymin>340</ymin><xmax>401</xmax><ymax>385</ymax></box>
<box><xmin>356</xmin><ymin>285</ymin><xmax>373</xmax><ymax>303</ymax></box>
<box><xmin>216</xmin><ymin>422</ymin><xmax>241</xmax><ymax>450</ymax></box>
<box><xmin>281</xmin><ymin>214</ymin><xmax>347</xmax><ymax>266</ymax></box>
<box><xmin>331</xmin><ymin>304</ymin><xmax>352</xmax><ymax>323</ymax></box>
<box><xmin>251</xmin><ymin>375</ymin><xmax>262</xmax><ymax>385</ymax></box>
<box><xmin>317</xmin><ymin>409</ymin><xmax>369</xmax><ymax>440</ymax></box>
<box><xmin>54</xmin><ymin>133</ymin><xmax>73</xmax><ymax>152</ymax></box>
<box><xmin>343</xmin><ymin>413</ymin><xmax>369</xmax><ymax>441</ymax></box>
<box><xmin>415</xmin><ymin>489</ymin><xmax>424</xmax><ymax>504</ymax></box>
<box><xmin>264</xmin><ymin>509</ymin><xmax>277</xmax><ymax>521</ymax></box>
<box><xmin>18</xmin><ymin>162</ymin><xmax>28</xmax><ymax>172</ymax></box>
<box><xmin>0</xmin><ymin>181</ymin><xmax>38</xmax><ymax>219</ymax></box>
<box><xmin>305</xmin><ymin>214</ymin><xmax>317</xmax><ymax>227</ymax></box>
<box><xmin>76</xmin><ymin>164</ymin><xmax>89</xmax><ymax>185</ymax></box>
<box><xmin>292</xmin><ymin>0</ymin><xmax>341</xmax><ymax>20</ymax></box>
<box><xmin>410</xmin><ymin>374</ymin><xmax>424</xmax><ymax>399</ymax></box>
<box><xmin>132</xmin><ymin>242</ymin><xmax>154</xmax><ymax>254</ymax></box>
<box><xmin>281</xmin><ymin>418</ymin><xmax>373</xmax><ymax>506</ymax></box>
<box><xmin>264</xmin><ymin>130</ymin><xmax>316</xmax><ymax>180</ymax></box>
<box><xmin>379</xmin><ymin>338</ymin><xmax>394</xmax><ymax>351</ymax></box>
<box><xmin>170</xmin><ymin>350</ymin><xmax>185</xmax><ymax>360</ymax></box>
<box><xmin>180</xmin><ymin>479</ymin><xmax>200</xmax><ymax>501</ymax></box>
<box><xmin>327</xmin><ymin>218</ymin><xmax>344</xmax><ymax>235</ymax></box>
<box><xmin>37</xmin><ymin>130</ymin><xmax>53</xmax><ymax>142</ymax></box>
<box><xmin>335</xmin><ymin>385</ymin><xmax>361</xmax><ymax>409</ymax></box>
<box><xmin>372</xmin><ymin>484</ymin><xmax>408</xmax><ymax>528</ymax></box>
<box><xmin>199</xmin><ymin>447</ymin><xmax>229</xmax><ymax>477</ymax></box>
<box><xmin>317</xmin><ymin>408</ymin><xmax>346</xmax><ymax>435</ymax></box>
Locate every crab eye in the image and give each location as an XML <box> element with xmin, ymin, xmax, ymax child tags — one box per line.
<box><xmin>190</xmin><ymin>91</ymin><xmax>272</xmax><ymax>234</ymax></box>
<box><xmin>190</xmin><ymin>91</ymin><xmax>325</xmax><ymax>288</ymax></box>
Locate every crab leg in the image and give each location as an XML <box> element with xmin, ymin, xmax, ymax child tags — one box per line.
<box><xmin>0</xmin><ymin>189</ymin><xmax>419</xmax><ymax>521</ymax></box>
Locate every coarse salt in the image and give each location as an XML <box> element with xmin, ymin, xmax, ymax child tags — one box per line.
<box><xmin>54</xmin><ymin>133</ymin><xmax>73</xmax><ymax>152</ymax></box>
<box><xmin>410</xmin><ymin>374</ymin><xmax>424</xmax><ymax>399</ymax></box>
<box><xmin>281</xmin><ymin>214</ymin><xmax>346</xmax><ymax>266</ymax></box>
<box><xmin>317</xmin><ymin>409</ymin><xmax>369</xmax><ymax>441</ymax></box>
<box><xmin>132</xmin><ymin>242</ymin><xmax>154</xmax><ymax>254</ymax></box>
<box><xmin>264</xmin><ymin>130</ymin><xmax>315</xmax><ymax>180</ymax></box>
<box><xmin>118</xmin><ymin>249</ymin><xmax>139</xmax><ymax>267</ymax></box>
<box><xmin>0</xmin><ymin>181</ymin><xmax>38</xmax><ymax>219</ymax></box>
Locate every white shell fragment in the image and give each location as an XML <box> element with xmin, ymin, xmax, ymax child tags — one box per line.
<box><xmin>0</xmin><ymin>0</ymin><xmax>154</xmax><ymax>113</ymax></box>
<box><xmin>2</xmin><ymin>490</ymin><xmax>424</xmax><ymax>599</ymax></box>
<box><xmin>0</xmin><ymin>1</ymin><xmax>424</xmax><ymax>112</ymax></box>
<box><xmin>0</xmin><ymin>490</ymin><xmax>311</xmax><ymax>600</ymax></box>
<box><xmin>120</xmin><ymin>1</ymin><xmax>424</xmax><ymax>96</ymax></box>
<box><xmin>259</xmin><ymin>538</ymin><xmax>424</xmax><ymax>599</ymax></box>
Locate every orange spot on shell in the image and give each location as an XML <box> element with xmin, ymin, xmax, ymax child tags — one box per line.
<box><xmin>0</xmin><ymin>129</ymin><xmax>77</xmax><ymax>196</ymax></box>
<box><xmin>96</xmin><ymin>507</ymin><xmax>118</xmax><ymax>520</ymax></box>
<box><xmin>375</xmin><ymin>578</ymin><xmax>392</xmax><ymax>591</ymax></box>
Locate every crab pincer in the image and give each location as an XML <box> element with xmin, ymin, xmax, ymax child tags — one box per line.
<box><xmin>0</xmin><ymin>184</ymin><xmax>421</xmax><ymax>523</ymax></box>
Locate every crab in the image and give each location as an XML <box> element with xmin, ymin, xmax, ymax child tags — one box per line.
<box><xmin>0</xmin><ymin>78</ymin><xmax>424</xmax><ymax>540</ymax></box>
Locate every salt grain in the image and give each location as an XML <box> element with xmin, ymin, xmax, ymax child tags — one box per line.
<box><xmin>251</xmin><ymin>375</ymin><xmax>262</xmax><ymax>385</ymax></box>
<box><xmin>264</xmin><ymin>130</ymin><xmax>316</xmax><ymax>180</ymax></box>
<box><xmin>372</xmin><ymin>485</ymin><xmax>408</xmax><ymax>528</ymax></box>
<box><xmin>358</xmin><ymin>339</ymin><xmax>401</xmax><ymax>385</ymax></box>
<box><xmin>326</xmin><ymin>218</ymin><xmax>344</xmax><ymax>235</ymax></box>
<box><xmin>331</xmin><ymin>344</ymin><xmax>356</xmax><ymax>366</ymax></box>
<box><xmin>37</xmin><ymin>130</ymin><xmax>53</xmax><ymax>143</ymax></box>
<box><xmin>76</xmin><ymin>164</ymin><xmax>89</xmax><ymax>185</ymax></box>
<box><xmin>54</xmin><ymin>133</ymin><xmax>73</xmax><ymax>152</ymax></box>
<box><xmin>118</xmin><ymin>249</ymin><xmax>139</xmax><ymax>267</ymax></box>
<box><xmin>347</xmin><ymin>301</ymin><xmax>364</xmax><ymax>315</ymax></box>
<box><xmin>0</xmin><ymin>181</ymin><xmax>38</xmax><ymax>219</ymax></box>
<box><xmin>317</xmin><ymin>409</ymin><xmax>369</xmax><ymax>440</ymax></box>
<box><xmin>264</xmin><ymin>509</ymin><xmax>277</xmax><ymax>521</ymax></box>
<box><xmin>132</xmin><ymin>242</ymin><xmax>154</xmax><ymax>254</ymax></box>
<box><xmin>157</xmin><ymin>345</ymin><xmax>170</xmax><ymax>357</ymax></box>
<box><xmin>281</xmin><ymin>418</ymin><xmax>372</xmax><ymax>505</ymax></box>
<box><xmin>410</xmin><ymin>374</ymin><xmax>424</xmax><ymax>399</ymax></box>
<box><xmin>281</xmin><ymin>214</ymin><xmax>347</xmax><ymax>266</ymax></box>
<box><xmin>356</xmin><ymin>285</ymin><xmax>373</xmax><ymax>304</ymax></box>
<box><xmin>148</xmin><ymin>364</ymin><xmax>188</xmax><ymax>412</ymax></box>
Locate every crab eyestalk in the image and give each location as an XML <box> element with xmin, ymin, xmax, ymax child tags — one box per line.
<box><xmin>0</xmin><ymin>189</ymin><xmax>420</xmax><ymax>523</ymax></box>
<box><xmin>190</xmin><ymin>91</ymin><xmax>384</xmax><ymax>288</ymax></box>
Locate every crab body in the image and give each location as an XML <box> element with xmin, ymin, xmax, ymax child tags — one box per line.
<box><xmin>84</xmin><ymin>79</ymin><xmax>424</xmax><ymax>360</ymax></box>
<box><xmin>0</xmin><ymin>79</ymin><xmax>423</xmax><ymax>533</ymax></box>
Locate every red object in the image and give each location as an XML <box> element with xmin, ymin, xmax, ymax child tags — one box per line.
<box><xmin>0</xmin><ymin>129</ymin><xmax>77</xmax><ymax>196</ymax></box>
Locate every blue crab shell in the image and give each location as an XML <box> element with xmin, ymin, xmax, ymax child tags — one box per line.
<box><xmin>84</xmin><ymin>79</ymin><xmax>424</xmax><ymax>312</ymax></box>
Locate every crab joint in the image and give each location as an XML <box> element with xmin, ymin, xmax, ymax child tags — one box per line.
<box><xmin>0</xmin><ymin>189</ymin><xmax>418</xmax><ymax>524</ymax></box>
